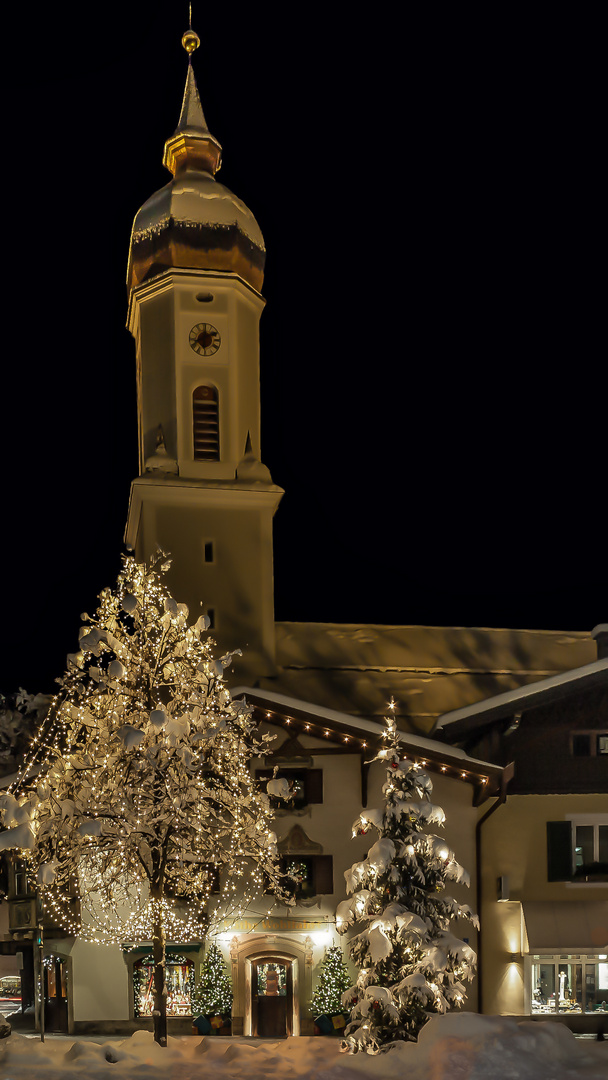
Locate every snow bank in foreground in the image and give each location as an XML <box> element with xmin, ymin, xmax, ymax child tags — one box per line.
<box><xmin>0</xmin><ymin>1014</ymin><xmax>606</xmax><ymax>1079</ymax></box>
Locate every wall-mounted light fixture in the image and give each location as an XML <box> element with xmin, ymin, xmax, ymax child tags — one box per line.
<box><xmin>497</xmin><ymin>875</ymin><xmax>509</xmax><ymax>902</ymax></box>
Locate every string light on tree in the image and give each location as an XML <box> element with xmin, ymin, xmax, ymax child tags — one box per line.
<box><xmin>310</xmin><ymin>944</ymin><xmax>352</xmax><ymax>1022</ymax></box>
<box><xmin>336</xmin><ymin>702</ymin><xmax>478</xmax><ymax>1054</ymax></box>
<box><xmin>0</xmin><ymin>552</ymin><xmax>292</xmax><ymax>1048</ymax></box>
<box><xmin>191</xmin><ymin>940</ymin><xmax>233</xmax><ymax>1019</ymax></box>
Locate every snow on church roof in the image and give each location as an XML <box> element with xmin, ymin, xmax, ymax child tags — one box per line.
<box><xmin>433</xmin><ymin>656</ymin><xmax>608</xmax><ymax>732</ymax></box>
<box><xmin>261</xmin><ymin>622</ymin><xmax>596</xmax><ymax>734</ymax></box>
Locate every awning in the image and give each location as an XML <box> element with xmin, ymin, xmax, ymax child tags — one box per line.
<box><xmin>522</xmin><ymin>902</ymin><xmax>608</xmax><ymax>953</ymax></box>
<box><xmin>122</xmin><ymin>942</ymin><xmax>203</xmax><ymax>956</ymax></box>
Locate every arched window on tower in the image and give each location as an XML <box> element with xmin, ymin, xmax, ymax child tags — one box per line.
<box><xmin>193</xmin><ymin>385</ymin><xmax>220</xmax><ymax>460</ymax></box>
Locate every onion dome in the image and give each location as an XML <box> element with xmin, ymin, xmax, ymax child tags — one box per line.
<box><xmin>127</xmin><ymin>28</ymin><xmax>265</xmax><ymax>294</ymax></box>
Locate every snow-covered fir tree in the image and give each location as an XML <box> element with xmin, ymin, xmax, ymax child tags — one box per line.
<box><xmin>191</xmin><ymin>941</ymin><xmax>233</xmax><ymax>1017</ymax></box>
<box><xmin>336</xmin><ymin>702</ymin><xmax>478</xmax><ymax>1053</ymax></box>
<box><xmin>0</xmin><ymin>553</ymin><xmax>290</xmax><ymax>1046</ymax></box>
<box><xmin>310</xmin><ymin>945</ymin><xmax>352</xmax><ymax>1018</ymax></box>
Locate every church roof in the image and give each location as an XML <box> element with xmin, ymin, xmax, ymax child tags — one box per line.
<box><xmin>257</xmin><ymin>623</ymin><xmax>596</xmax><ymax>735</ymax></box>
<box><xmin>433</xmin><ymin>656</ymin><xmax>608</xmax><ymax>733</ymax></box>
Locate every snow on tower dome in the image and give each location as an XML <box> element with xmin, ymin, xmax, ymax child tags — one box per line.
<box><xmin>127</xmin><ymin>35</ymin><xmax>265</xmax><ymax>294</ymax></box>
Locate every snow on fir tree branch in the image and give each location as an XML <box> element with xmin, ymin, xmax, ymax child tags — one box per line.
<box><xmin>0</xmin><ymin>551</ymin><xmax>293</xmax><ymax>950</ymax></box>
<box><xmin>336</xmin><ymin>705</ymin><xmax>478</xmax><ymax>1054</ymax></box>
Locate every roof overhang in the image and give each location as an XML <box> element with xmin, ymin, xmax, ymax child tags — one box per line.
<box><xmin>434</xmin><ymin>658</ymin><xmax>608</xmax><ymax>738</ymax></box>
<box><xmin>522</xmin><ymin>901</ymin><xmax>608</xmax><ymax>952</ymax></box>
<box><xmin>232</xmin><ymin>686</ymin><xmax>506</xmax><ymax>805</ymax></box>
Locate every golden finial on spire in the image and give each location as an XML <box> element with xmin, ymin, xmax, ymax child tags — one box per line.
<box><xmin>182</xmin><ymin>3</ymin><xmax>200</xmax><ymax>53</ymax></box>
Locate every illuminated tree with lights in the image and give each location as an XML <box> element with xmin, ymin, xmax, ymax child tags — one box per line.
<box><xmin>310</xmin><ymin>944</ymin><xmax>351</xmax><ymax>1019</ymax></box>
<box><xmin>191</xmin><ymin>940</ymin><xmax>233</xmax><ymax>1018</ymax></box>
<box><xmin>0</xmin><ymin>553</ymin><xmax>289</xmax><ymax>1047</ymax></box>
<box><xmin>0</xmin><ymin>689</ymin><xmax>51</xmax><ymax>770</ymax></box>
<box><xmin>336</xmin><ymin>702</ymin><xmax>478</xmax><ymax>1053</ymax></box>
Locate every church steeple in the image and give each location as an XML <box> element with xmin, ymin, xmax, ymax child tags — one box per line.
<box><xmin>125</xmin><ymin>18</ymin><xmax>282</xmax><ymax>679</ymax></box>
<box><xmin>127</xmin><ymin>23</ymin><xmax>265</xmax><ymax>294</ymax></box>
<box><xmin>162</xmin><ymin>31</ymin><xmax>222</xmax><ymax>178</ymax></box>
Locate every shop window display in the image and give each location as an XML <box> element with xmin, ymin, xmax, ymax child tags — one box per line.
<box><xmin>531</xmin><ymin>955</ymin><xmax>608</xmax><ymax>1014</ymax></box>
<box><xmin>134</xmin><ymin>954</ymin><xmax>195</xmax><ymax>1017</ymax></box>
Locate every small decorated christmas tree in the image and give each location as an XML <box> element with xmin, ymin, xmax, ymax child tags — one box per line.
<box><xmin>336</xmin><ymin>701</ymin><xmax>478</xmax><ymax>1053</ymax></box>
<box><xmin>310</xmin><ymin>945</ymin><xmax>352</xmax><ymax>1018</ymax></box>
<box><xmin>192</xmin><ymin>942</ymin><xmax>233</xmax><ymax>1017</ymax></box>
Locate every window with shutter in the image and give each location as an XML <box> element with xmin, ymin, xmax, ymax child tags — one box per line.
<box><xmin>547</xmin><ymin>821</ymin><xmax>573</xmax><ymax>881</ymax></box>
<box><xmin>282</xmin><ymin>857</ymin><xmax>314</xmax><ymax>900</ymax></box>
<box><xmin>256</xmin><ymin>768</ymin><xmax>323</xmax><ymax>809</ymax></box>
<box><xmin>311</xmin><ymin>854</ymin><xmax>333</xmax><ymax>895</ymax></box>
<box><xmin>573</xmin><ymin>823</ymin><xmax>608</xmax><ymax>880</ymax></box>
<box><xmin>304</xmin><ymin>769</ymin><xmax>323</xmax><ymax>804</ymax></box>
<box><xmin>547</xmin><ymin>819</ymin><xmax>608</xmax><ymax>882</ymax></box>
<box><xmin>278</xmin><ymin>854</ymin><xmax>334</xmax><ymax>899</ymax></box>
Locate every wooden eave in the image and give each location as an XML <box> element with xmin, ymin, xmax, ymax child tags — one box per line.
<box><xmin>435</xmin><ymin>660</ymin><xmax>608</xmax><ymax>742</ymax></box>
<box><xmin>242</xmin><ymin>692</ymin><xmax>504</xmax><ymax>806</ymax></box>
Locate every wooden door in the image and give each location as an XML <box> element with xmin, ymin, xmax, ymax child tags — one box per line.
<box><xmin>252</xmin><ymin>960</ymin><xmax>291</xmax><ymax>1037</ymax></box>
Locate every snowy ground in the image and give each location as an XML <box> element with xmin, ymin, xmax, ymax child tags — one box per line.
<box><xmin>0</xmin><ymin>1014</ymin><xmax>607</xmax><ymax>1079</ymax></box>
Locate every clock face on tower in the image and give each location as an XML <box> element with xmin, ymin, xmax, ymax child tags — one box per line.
<box><xmin>189</xmin><ymin>322</ymin><xmax>221</xmax><ymax>356</ymax></box>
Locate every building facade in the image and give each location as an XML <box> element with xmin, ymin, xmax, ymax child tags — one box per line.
<box><xmin>1</xmin><ymin>25</ymin><xmax>605</xmax><ymax>1039</ymax></box>
<box><xmin>434</xmin><ymin>626</ymin><xmax>608</xmax><ymax>1033</ymax></box>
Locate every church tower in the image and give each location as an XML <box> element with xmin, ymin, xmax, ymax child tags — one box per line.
<box><xmin>125</xmin><ymin>25</ymin><xmax>282</xmax><ymax>678</ymax></box>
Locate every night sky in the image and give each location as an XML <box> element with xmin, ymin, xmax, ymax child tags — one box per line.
<box><xmin>1</xmin><ymin>8</ymin><xmax>604</xmax><ymax>694</ymax></box>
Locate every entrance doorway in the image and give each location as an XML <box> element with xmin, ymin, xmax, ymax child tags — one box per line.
<box><xmin>44</xmin><ymin>955</ymin><xmax>68</xmax><ymax>1032</ymax></box>
<box><xmin>252</xmin><ymin>959</ymin><xmax>293</xmax><ymax>1037</ymax></box>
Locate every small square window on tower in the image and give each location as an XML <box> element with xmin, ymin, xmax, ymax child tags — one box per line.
<box><xmin>204</xmin><ymin>541</ymin><xmax>214</xmax><ymax>563</ymax></box>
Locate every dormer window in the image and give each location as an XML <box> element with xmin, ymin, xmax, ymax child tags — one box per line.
<box><xmin>193</xmin><ymin>385</ymin><xmax>219</xmax><ymax>460</ymax></box>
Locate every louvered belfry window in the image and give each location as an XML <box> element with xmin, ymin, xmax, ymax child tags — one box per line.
<box><xmin>193</xmin><ymin>385</ymin><xmax>219</xmax><ymax>460</ymax></box>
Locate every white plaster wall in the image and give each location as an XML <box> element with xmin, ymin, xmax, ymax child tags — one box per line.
<box><xmin>0</xmin><ymin>903</ymin><xmax>10</xmax><ymax>940</ymax></box>
<box><xmin>479</xmin><ymin>793</ymin><xmax>608</xmax><ymax>1016</ymax></box>
<box><xmin>61</xmin><ymin>940</ymin><xmax>130</xmax><ymax>1022</ymax></box>
<box><xmin>262</xmin><ymin>741</ymin><xmax>480</xmax><ymax>1015</ymax></box>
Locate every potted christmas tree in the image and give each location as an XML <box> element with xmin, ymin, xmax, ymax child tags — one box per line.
<box><xmin>310</xmin><ymin>945</ymin><xmax>352</xmax><ymax>1035</ymax></box>
<box><xmin>192</xmin><ymin>942</ymin><xmax>233</xmax><ymax>1036</ymax></box>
